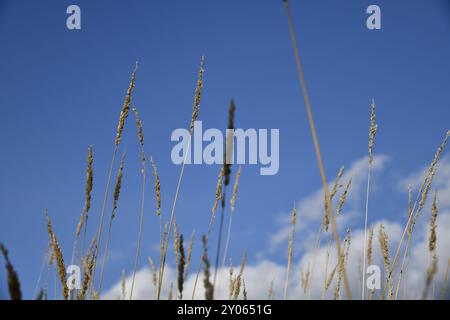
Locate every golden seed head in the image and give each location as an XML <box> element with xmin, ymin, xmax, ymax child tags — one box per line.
<box><xmin>378</xmin><ymin>225</ymin><xmax>390</xmax><ymax>269</ymax></box>
<box><xmin>148</xmin><ymin>257</ymin><xmax>157</xmax><ymax>289</ymax></box>
<box><xmin>85</xmin><ymin>146</ymin><xmax>93</xmax><ymax>213</ymax></box>
<box><xmin>112</xmin><ymin>153</ymin><xmax>126</xmax><ymax>217</ymax></box>
<box><xmin>324</xmin><ymin>166</ymin><xmax>345</xmax><ymax>232</ymax></box>
<box><xmin>336</xmin><ymin>177</ymin><xmax>352</xmax><ymax>215</ymax></box>
<box><xmin>132</xmin><ymin>106</ymin><xmax>144</xmax><ymax>147</ymax></box>
<box><xmin>189</xmin><ymin>55</ymin><xmax>205</xmax><ymax>134</ymax></box>
<box><xmin>173</xmin><ymin>221</ymin><xmax>180</xmax><ymax>264</ymax></box>
<box><xmin>291</xmin><ymin>206</ymin><xmax>297</xmax><ymax>226</ymax></box>
<box><xmin>46</xmin><ymin>213</ymin><xmax>69</xmax><ymax>300</ymax></box>
<box><xmin>418</xmin><ymin>132</ymin><xmax>449</xmax><ymax>215</ymax></box>
<box><xmin>177</xmin><ymin>234</ymin><xmax>185</xmax><ymax>299</ymax></box>
<box><xmin>429</xmin><ymin>192</ymin><xmax>438</xmax><ymax>253</ymax></box>
<box><xmin>378</xmin><ymin>223</ymin><xmax>393</xmax><ymax>300</ymax></box>
<box><xmin>367</xmin><ymin>225</ymin><xmax>374</xmax><ymax>265</ymax></box>
<box><xmin>368</xmin><ymin>98</ymin><xmax>378</xmax><ymax>165</ymax></box>
<box><xmin>212</xmin><ymin>167</ymin><xmax>224</xmax><ymax>216</ymax></box>
<box><xmin>184</xmin><ymin>231</ymin><xmax>195</xmax><ymax>279</ymax></box>
<box><xmin>230</xmin><ymin>166</ymin><xmax>241</xmax><ymax>213</ymax></box>
<box><xmin>77</xmin><ymin>238</ymin><xmax>95</xmax><ymax>300</ymax></box>
<box><xmin>325</xmin><ymin>265</ymin><xmax>337</xmax><ymax>290</ymax></box>
<box><xmin>202</xmin><ymin>235</ymin><xmax>214</xmax><ymax>300</ymax></box>
<box><xmin>330</xmin><ymin>166</ymin><xmax>345</xmax><ymax>200</ymax></box>
<box><xmin>115</xmin><ymin>63</ymin><xmax>138</xmax><ymax>146</ymax></box>
<box><xmin>150</xmin><ymin>157</ymin><xmax>161</xmax><ymax>216</ymax></box>
<box><xmin>120</xmin><ymin>270</ymin><xmax>126</xmax><ymax>300</ymax></box>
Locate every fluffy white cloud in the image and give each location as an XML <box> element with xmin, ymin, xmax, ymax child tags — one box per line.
<box><xmin>269</xmin><ymin>155</ymin><xmax>388</xmax><ymax>252</ymax></box>
<box><xmin>103</xmin><ymin>212</ymin><xmax>449</xmax><ymax>300</ymax></box>
<box><xmin>103</xmin><ymin>155</ymin><xmax>450</xmax><ymax>300</ymax></box>
<box><xmin>400</xmin><ymin>155</ymin><xmax>450</xmax><ymax>209</ymax></box>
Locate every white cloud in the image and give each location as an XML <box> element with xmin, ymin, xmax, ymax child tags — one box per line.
<box><xmin>400</xmin><ymin>155</ymin><xmax>450</xmax><ymax>209</ymax></box>
<box><xmin>102</xmin><ymin>154</ymin><xmax>450</xmax><ymax>300</ymax></box>
<box><xmin>103</xmin><ymin>212</ymin><xmax>450</xmax><ymax>300</ymax></box>
<box><xmin>269</xmin><ymin>155</ymin><xmax>388</xmax><ymax>251</ymax></box>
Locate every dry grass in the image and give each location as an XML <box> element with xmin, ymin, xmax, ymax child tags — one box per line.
<box><xmin>184</xmin><ymin>231</ymin><xmax>195</xmax><ymax>280</ymax></box>
<box><xmin>46</xmin><ymin>213</ymin><xmax>69</xmax><ymax>300</ymax></box>
<box><xmin>213</xmin><ymin>98</ymin><xmax>236</xmax><ymax>292</ymax></box>
<box><xmin>150</xmin><ymin>157</ymin><xmax>161</xmax><ymax>217</ymax></box>
<box><xmin>157</xmin><ymin>56</ymin><xmax>205</xmax><ymax>300</ymax></box>
<box><xmin>3</xmin><ymin>7</ymin><xmax>449</xmax><ymax>301</ymax></box>
<box><xmin>98</xmin><ymin>152</ymin><xmax>126</xmax><ymax>292</ymax></box>
<box><xmin>130</xmin><ymin>105</ymin><xmax>147</xmax><ymax>299</ymax></box>
<box><xmin>0</xmin><ymin>242</ymin><xmax>22</xmax><ymax>300</ymax></box>
<box><xmin>148</xmin><ymin>257</ymin><xmax>157</xmax><ymax>294</ymax></box>
<box><xmin>177</xmin><ymin>234</ymin><xmax>185</xmax><ymax>300</ymax></box>
<box><xmin>77</xmin><ymin>238</ymin><xmax>95</xmax><ymax>300</ymax></box>
<box><xmin>378</xmin><ymin>224</ymin><xmax>393</xmax><ymax>300</ymax></box>
<box><xmin>283</xmin><ymin>0</ymin><xmax>351</xmax><ymax>299</ymax></box>
<box><xmin>202</xmin><ymin>235</ymin><xmax>213</xmax><ymax>300</ymax></box>
<box><xmin>222</xmin><ymin>166</ymin><xmax>242</xmax><ymax>268</ymax></box>
<box><xmin>336</xmin><ymin>178</ymin><xmax>352</xmax><ymax>216</ymax></box>
<box><xmin>5</xmin><ymin>58</ymin><xmax>446</xmax><ymax>302</ymax></box>
<box><xmin>423</xmin><ymin>193</ymin><xmax>438</xmax><ymax>299</ymax></box>
<box><xmin>91</xmin><ymin>63</ymin><xmax>138</xmax><ymax>294</ymax></box>
<box><xmin>284</xmin><ymin>206</ymin><xmax>297</xmax><ymax>299</ymax></box>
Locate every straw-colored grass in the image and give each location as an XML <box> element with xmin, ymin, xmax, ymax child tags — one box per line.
<box><xmin>284</xmin><ymin>206</ymin><xmax>297</xmax><ymax>299</ymax></box>
<box><xmin>157</xmin><ymin>56</ymin><xmax>205</xmax><ymax>300</ymax></box>
<box><xmin>0</xmin><ymin>242</ymin><xmax>22</xmax><ymax>300</ymax></box>
<box><xmin>283</xmin><ymin>0</ymin><xmax>351</xmax><ymax>299</ymax></box>
<box><xmin>46</xmin><ymin>213</ymin><xmax>69</xmax><ymax>300</ymax></box>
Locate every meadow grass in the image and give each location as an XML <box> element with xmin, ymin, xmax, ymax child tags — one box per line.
<box><xmin>0</xmin><ymin>1</ymin><xmax>449</xmax><ymax>301</ymax></box>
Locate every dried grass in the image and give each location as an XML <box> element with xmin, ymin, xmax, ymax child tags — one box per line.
<box><xmin>0</xmin><ymin>243</ymin><xmax>22</xmax><ymax>300</ymax></box>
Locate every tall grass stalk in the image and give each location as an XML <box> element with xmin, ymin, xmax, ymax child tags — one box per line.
<box><xmin>309</xmin><ymin>167</ymin><xmax>346</xmax><ymax>299</ymax></box>
<box><xmin>388</xmin><ymin>131</ymin><xmax>449</xmax><ymax>297</ymax></box>
<box><xmin>213</xmin><ymin>98</ymin><xmax>235</xmax><ymax>295</ymax></box>
<box><xmin>191</xmin><ymin>167</ymin><xmax>224</xmax><ymax>299</ymax></box>
<box><xmin>284</xmin><ymin>206</ymin><xmax>296</xmax><ymax>299</ymax></box>
<box><xmin>98</xmin><ymin>152</ymin><xmax>126</xmax><ymax>293</ymax></box>
<box><xmin>130</xmin><ymin>106</ymin><xmax>147</xmax><ymax>299</ymax></box>
<box><xmin>70</xmin><ymin>146</ymin><xmax>94</xmax><ymax>299</ymax></box>
<box><xmin>157</xmin><ymin>55</ymin><xmax>205</xmax><ymax>300</ymax></box>
<box><xmin>283</xmin><ymin>0</ymin><xmax>351</xmax><ymax>299</ymax></box>
<box><xmin>362</xmin><ymin>99</ymin><xmax>377</xmax><ymax>300</ymax></box>
<box><xmin>91</xmin><ymin>63</ymin><xmax>137</xmax><ymax>293</ymax></box>
<box><xmin>222</xmin><ymin>166</ymin><xmax>241</xmax><ymax>269</ymax></box>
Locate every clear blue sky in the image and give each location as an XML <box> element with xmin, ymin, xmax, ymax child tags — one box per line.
<box><xmin>0</xmin><ymin>0</ymin><xmax>449</xmax><ymax>298</ymax></box>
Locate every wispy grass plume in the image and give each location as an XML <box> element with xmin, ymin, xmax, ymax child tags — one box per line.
<box><xmin>157</xmin><ymin>56</ymin><xmax>205</xmax><ymax>300</ymax></box>
<box><xmin>423</xmin><ymin>193</ymin><xmax>438</xmax><ymax>299</ymax></box>
<box><xmin>284</xmin><ymin>205</ymin><xmax>296</xmax><ymax>300</ymax></box>
<box><xmin>98</xmin><ymin>152</ymin><xmax>126</xmax><ymax>292</ymax></box>
<box><xmin>92</xmin><ymin>63</ymin><xmax>137</xmax><ymax>292</ymax></box>
<box><xmin>130</xmin><ymin>105</ymin><xmax>147</xmax><ymax>299</ymax></box>
<box><xmin>46</xmin><ymin>213</ymin><xmax>69</xmax><ymax>300</ymax></box>
<box><xmin>222</xmin><ymin>166</ymin><xmax>241</xmax><ymax>268</ymax></box>
<box><xmin>282</xmin><ymin>0</ymin><xmax>351</xmax><ymax>298</ymax></box>
<box><xmin>213</xmin><ymin>98</ymin><xmax>236</xmax><ymax>293</ymax></box>
<box><xmin>362</xmin><ymin>99</ymin><xmax>378</xmax><ymax>300</ymax></box>
<box><xmin>202</xmin><ymin>235</ymin><xmax>214</xmax><ymax>300</ymax></box>
<box><xmin>378</xmin><ymin>224</ymin><xmax>393</xmax><ymax>300</ymax></box>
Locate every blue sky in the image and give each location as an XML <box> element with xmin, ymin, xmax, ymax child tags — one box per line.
<box><xmin>0</xmin><ymin>0</ymin><xmax>449</xmax><ymax>299</ymax></box>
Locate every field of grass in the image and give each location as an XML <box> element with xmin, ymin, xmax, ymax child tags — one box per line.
<box><xmin>0</xmin><ymin>0</ymin><xmax>449</xmax><ymax>301</ymax></box>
